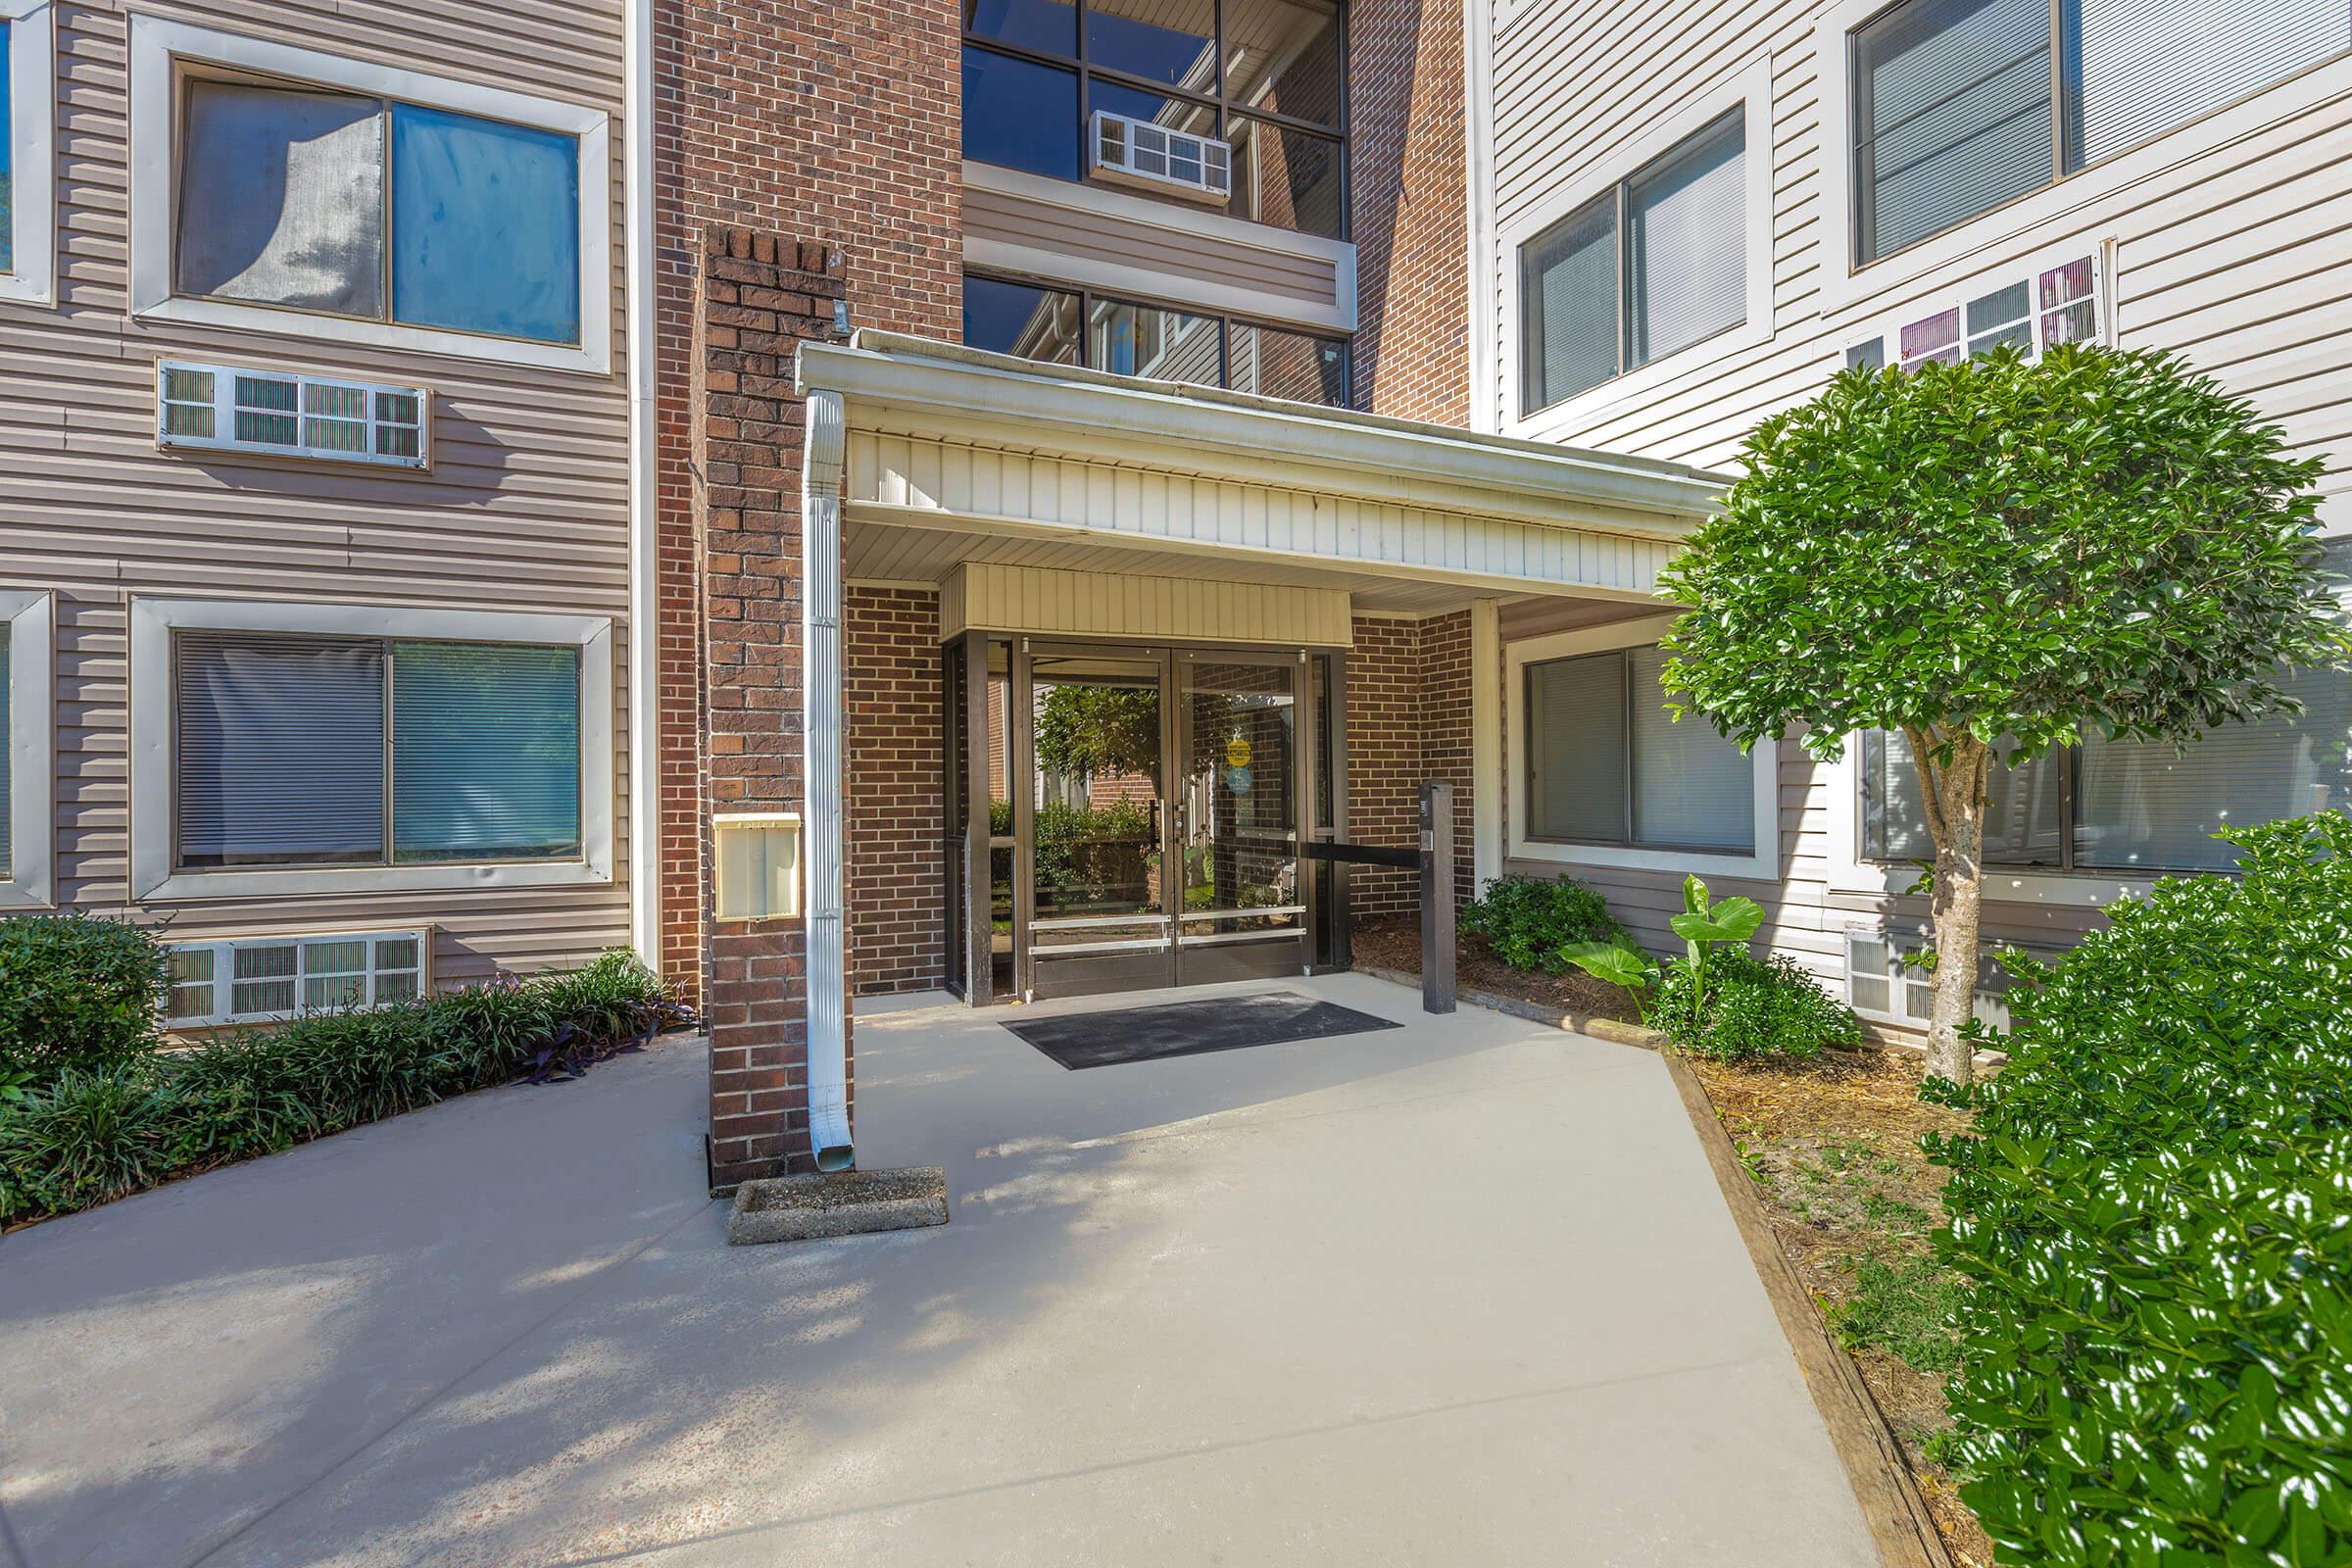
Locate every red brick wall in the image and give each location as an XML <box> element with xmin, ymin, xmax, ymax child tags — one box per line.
<box><xmin>847</xmin><ymin>588</ymin><xmax>947</xmax><ymax>996</ymax></box>
<box><xmin>654</xmin><ymin>0</ymin><xmax>963</xmax><ymax>997</ymax></box>
<box><xmin>693</xmin><ymin>230</ymin><xmax>836</xmax><ymax>1185</ymax></box>
<box><xmin>1348</xmin><ymin>0</ymin><xmax>1470</xmax><ymax>424</ymax></box>
<box><xmin>1344</xmin><ymin>611</ymin><xmax>1477</xmax><ymax>922</ymax></box>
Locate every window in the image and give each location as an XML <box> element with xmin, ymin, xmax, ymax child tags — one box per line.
<box><xmin>175</xmin><ymin>80</ymin><xmax>580</xmax><ymax>345</ymax></box>
<box><xmin>127</xmin><ymin>597</ymin><xmax>613</xmax><ymax>900</ymax></box>
<box><xmin>1859</xmin><ymin>663</ymin><xmax>2352</xmax><ymax>876</ymax></box>
<box><xmin>1524</xmin><ymin>645</ymin><xmax>1756</xmax><ymax>854</ymax></box>
<box><xmin>1850</xmin><ymin>0</ymin><xmax>2351</xmax><ymax>264</ymax></box>
<box><xmin>0</xmin><ymin>0</ymin><xmax>56</xmax><ymax>306</ymax></box>
<box><xmin>0</xmin><ymin>589</ymin><xmax>53</xmax><ymax>908</ymax></box>
<box><xmin>963</xmin><ymin>270</ymin><xmax>1352</xmax><ymax>406</ymax></box>
<box><xmin>172</xmin><ymin>633</ymin><xmax>581</xmax><ymax>870</ymax></box>
<box><xmin>1843</xmin><ymin>253</ymin><xmax>2097</xmax><ymax>370</ymax></box>
<box><xmin>128</xmin><ymin>19</ymin><xmax>609</xmax><ymax>369</ymax></box>
<box><xmin>1521</xmin><ymin>108</ymin><xmax>1746</xmax><ymax>411</ymax></box>
<box><xmin>962</xmin><ymin>0</ymin><xmax>1348</xmax><ymax>238</ymax></box>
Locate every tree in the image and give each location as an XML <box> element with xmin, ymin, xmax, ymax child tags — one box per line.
<box><xmin>1656</xmin><ymin>344</ymin><xmax>2342</xmax><ymax>1084</ymax></box>
<box><xmin>1033</xmin><ymin>685</ymin><xmax>1159</xmax><ymax>785</ymax></box>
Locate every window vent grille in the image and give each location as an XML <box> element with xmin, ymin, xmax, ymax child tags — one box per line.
<box><xmin>1090</xmin><ymin>110</ymin><xmax>1233</xmax><ymax>202</ymax></box>
<box><xmin>1842</xmin><ymin>926</ymin><xmax>2061</xmax><ymax>1033</ymax></box>
<box><xmin>1842</xmin><ymin>254</ymin><xmax>2100</xmax><ymax>373</ymax></box>
<box><xmin>156</xmin><ymin>361</ymin><xmax>429</xmax><ymax>469</ymax></box>
<box><xmin>165</xmin><ymin>929</ymin><xmax>429</xmax><ymax>1029</ymax></box>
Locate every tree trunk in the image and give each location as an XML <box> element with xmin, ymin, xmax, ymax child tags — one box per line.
<box><xmin>1910</xmin><ymin>730</ymin><xmax>1990</xmax><ymax>1086</ymax></box>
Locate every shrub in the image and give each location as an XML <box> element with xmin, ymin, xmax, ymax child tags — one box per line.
<box><xmin>1461</xmin><ymin>874</ymin><xmax>1629</xmax><ymax>972</ymax></box>
<box><xmin>1930</xmin><ymin>812</ymin><xmax>2352</xmax><ymax>1566</ymax></box>
<box><xmin>0</xmin><ymin>914</ymin><xmax>168</xmax><ymax>1084</ymax></box>
<box><xmin>1652</xmin><ymin>948</ymin><xmax>1861</xmax><ymax>1062</ymax></box>
<box><xmin>0</xmin><ymin>949</ymin><xmax>691</xmax><ymax>1225</ymax></box>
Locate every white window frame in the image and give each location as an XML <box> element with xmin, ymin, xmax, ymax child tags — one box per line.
<box><xmin>1822</xmin><ymin>561</ymin><xmax>2352</xmax><ymax>906</ymax></box>
<box><xmin>1503</xmin><ymin>612</ymin><xmax>1782</xmax><ymax>879</ymax></box>
<box><xmin>1814</xmin><ymin>0</ymin><xmax>2352</xmax><ymax>314</ymax></box>
<box><xmin>1499</xmin><ymin>56</ymin><xmax>1774</xmax><ymax>441</ymax></box>
<box><xmin>0</xmin><ymin>0</ymin><xmax>57</xmax><ymax>308</ymax></box>
<box><xmin>125</xmin><ymin>17</ymin><xmax>612</xmax><ymax>373</ymax></box>
<box><xmin>127</xmin><ymin>596</ymin><xmax>615</xmax><ymax>902</ymax></box>
<box><xmin>165</xmin><ymin>928</ymin><xmax>429</xmax><ymax>1029</ymax></box>
<box><xmin>0</xmin><ymin>589</ymin><xmax>55</xmax><ymax>908</ymax></box>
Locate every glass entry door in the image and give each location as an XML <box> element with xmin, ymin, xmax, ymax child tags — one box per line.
<box><xmin>1017</xmin><ymin>646</ymin><xmax>1177</xmax><ymax>1000</ymax></box>
<box><xmin>1009</xmin><ymin>641</ymin><xmax>1312</xmax><ymax>1001</ymax></box>
<box><xmin>1175</xmin><ymin>652</ymin><xmax>1309</xmax><ymax>985</ymax></box>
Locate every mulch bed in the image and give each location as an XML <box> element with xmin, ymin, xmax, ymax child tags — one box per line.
<box><xmin>1348</xmin><ymin>917</ymin><xmax>1642</xmax><ymax>1022</ymax></box>
<box><xmin>1355</xmin><ymin>918</ymin><xmax>1992</xmax><ymax>1568</ymax></box>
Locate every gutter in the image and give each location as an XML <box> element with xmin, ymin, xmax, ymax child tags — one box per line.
<box><xmin>622</xmin><ymin>0</ymin><xmax>659</xmax><ymax>966</ymax></box>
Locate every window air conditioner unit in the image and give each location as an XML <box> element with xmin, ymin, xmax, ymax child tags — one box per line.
<box><xmin>1090</xmin><ymin>110</ymin><xmax>1233</xmax><ymax>203</ymax></box>
<box><xmin>165</xmin><ymin>929</ymin><xmax>431</xmax><ymax>1029</ymax></box>
<box><xmin>156</xmin><ymin>360</ymin><xmax>430</xmax><ymax>470</ymax></box>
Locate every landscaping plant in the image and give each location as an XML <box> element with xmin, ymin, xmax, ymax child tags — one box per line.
<box><xmin>1652</xmin><ymin>948</ymin><xmax>1861</xmax><ymax>1063</ymax></box>
<box><xmin>0</xmin><ymin>913</ymin><xmax>170</xmax><ymax>1085</ymax></box>
<box><xmin>1458</xmin><ymin>873</ymin><xmax>1628</xmax><ymax>972</ymax></box>
<box><xmin>1930</xmin><ymin>813</ymin><xmax>2352</xmax><ymax>1566</ymax></box>
<box><xmin>1654</xmin><ymin>345</ymin><xmax>2342</xmax><ymax>1083</ymax></box>
<box><xmin>0</xmin><ymin>948</ymin><xmax>691</xmax><ymax>1225</ymax></box>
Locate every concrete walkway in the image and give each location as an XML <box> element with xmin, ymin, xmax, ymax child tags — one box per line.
<box><xmin>0</xmin><ymin>973</ymin><xmax>1879</xmax><ymax>1567</ymax></box>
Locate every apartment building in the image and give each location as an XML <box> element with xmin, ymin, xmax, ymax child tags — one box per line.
<box><xmin>0</xmin><ymin>0</ymin><xmax>635</xmax><ymax>1021</ymax></box>
<box><xmin>1460</xmin><ymin>0</ymin><xmax>2352</xmax><ymax>1028</ymax></box>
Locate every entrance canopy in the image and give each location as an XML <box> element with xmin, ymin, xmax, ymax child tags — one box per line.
<box><xmin>787</xmin><ymin>332</ymin><xmax>1733</xmax><ymax>1162</ymax></box>
<box><xmin>797</xmin><ymin>331</ymin><xmax>1731</xmax><ymax>618</ymax></box>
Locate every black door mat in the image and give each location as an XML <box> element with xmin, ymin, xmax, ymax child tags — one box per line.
<box><xmin>1006</xmin><ymin>991</ymin><xmax>1401</xmax><ymax>1070</ymax></box>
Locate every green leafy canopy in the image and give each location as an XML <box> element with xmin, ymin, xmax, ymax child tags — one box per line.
<box><xmin>1655</xmin><ymin>345</ymin><xmax>2346</xmax><ymax>765</ymax></box>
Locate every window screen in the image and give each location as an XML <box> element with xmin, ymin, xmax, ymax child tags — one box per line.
<box><xmin>391</xmin><ymin>642</ymin><xmax>581</xmax><ymax>861</ymax></box>
<box><xmin>174</xmin><ymin>632</ymin><xmax>387</xmax><ymax>867</ymax></box>
<box><xmin>1525</xmin><ymin>645</ymin><xmax>1755</xmax><ymax>853</ymax></box>
<box><xmin>390</xmin><ymin>107</ymin><xmax>582</xmax><ymax>346</ymax></box>
<box><xmin>176</xmin><ymin>82</ymin><xmax>388</xmax><ymax>318</ymax></box>
<box><xmin>172</xmin><ymin>631</ymin><xmax>584</xmax><ymax>871</ymax></box>
<box><xmin>1522</xmin><ymin>195</ymin><xmax>1617</xmax><ymax>409</ymax></box>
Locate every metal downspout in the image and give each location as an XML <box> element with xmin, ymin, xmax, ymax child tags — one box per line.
<box><xmin>622</xmin><ymin>0</ymin><xmax>660</xmax><ymax>965</ymax></box>
<box><xmin>802</xmin><ymin>389</ymin><xmax>855</xmax><ymax>1171</ymax></box>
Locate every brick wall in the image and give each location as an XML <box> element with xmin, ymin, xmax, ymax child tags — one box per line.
<box><xmin>654</xmin><ymin>0</ymin><xmax>963</xmax><ymax>998</ymax></box>
<box><xmin>693</xmin><ymin>229</ymin><xmax>838</xmax><ymax>1185</ymax></box>
<box><xmin>1348</xmin><ymin>0</ymin><xmax>1470</xmax><ymax>424</ymax></box>
<box><xmin>1344</xmin><ymin>611</ymin><xmax>1477</xmax><ymax>923</ymax></box>
<box><xmin>847</xmin><ymin>587</ymin><xmax>947</xmax><ymax>996</ymax></box>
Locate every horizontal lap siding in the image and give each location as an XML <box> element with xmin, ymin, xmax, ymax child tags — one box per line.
<box><xmin>0</xmin><ymin>0</ymin><xmax>633</xmax><ymax>983</ymax></box>
<box><xmin>1484</xmin><ymin>0</ymin><xmax>2352</xmax><ymax>1026</ymax></box>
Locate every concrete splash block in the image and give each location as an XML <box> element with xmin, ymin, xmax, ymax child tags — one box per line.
<box><xmin>726</xmin><ymin>1167</ymin><xmax>950</xmax><ymax>1245</ymax></box>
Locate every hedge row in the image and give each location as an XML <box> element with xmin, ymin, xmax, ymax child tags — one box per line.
<box><xmin>1930</xmin><ymin>812</ymin><xmax>2352</xmax><ymax>1566</ymax></box>
<box><xmin>0</xmin><ymin>915</ymin><xmax>690</xmax><ymax>1225</ymax></box>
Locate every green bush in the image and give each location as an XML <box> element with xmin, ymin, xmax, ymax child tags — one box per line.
<box><xmin>0</xmin><ymin>950</ymin><xmax>689</xmax><ymax>1226</ymax></box>
<box><xmin>0</xmin><ymin>914</ymin><xmax>169</xmax><ymax>1084</ymax></box>
<box><xmin>1461</xmin><ymin>874</ymin><xmax>1629</xmax><ymax>972</ymax></box>
<box><xmin>1930</xmin><ymin>812</ymin><xmax>2352</xmax><ymax>1566</ymax></box>
<box><xmin>1651</xmin><ymin>948</ymin><xmax>1861</xmax><ymax>1061</ymax></box>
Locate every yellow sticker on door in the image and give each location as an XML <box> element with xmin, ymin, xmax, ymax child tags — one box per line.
<box><xmin>1224</xmin><ymin>735</ymin><xmax>1252</xmax><ymax>769</ymax></box>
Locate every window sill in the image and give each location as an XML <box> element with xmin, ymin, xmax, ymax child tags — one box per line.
<box><xmin>1826</xmin><ymin>859</ymin><xmax>2155</xmax><ymax>909</ymax></box>
<box><xmin>132</xmin><ymin>295</ymin><xmax>609</xmax><ymax>376</ymax></box>
<box><xmin>139</xmin><ymin>858</ymin><xmax>613</xmax><ymax>904</ymax></box>
<box><xmin>1508</xmin><ymin>836</ymin><xmax>1777</xmax><ymax>882</ymax></box>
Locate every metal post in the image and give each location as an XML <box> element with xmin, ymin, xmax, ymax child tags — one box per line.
<box><xmin>1419</xmin><ymin>780</ymin><xmax>1455</xmax><ymax>1014</ymax></box>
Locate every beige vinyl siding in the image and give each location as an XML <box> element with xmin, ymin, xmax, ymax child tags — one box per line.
<box><xmin>0</xmin><ymin>0</ymin><xmax>631</xmax><ymax>984</ymax></box>
<box><xmin>964</xmin><ymin>180</ymin><xmax>1346</xmax><ymax>314</ymax></box>
<box><xmin>1480</xmin><ymin>0</ymin><xmax>2352</xmax><ymax>1028</ymax></box>
<box><xmin>943</xmin><ymin>563</ymin><xmax>1354</xmax><ymax>646</ymax></box>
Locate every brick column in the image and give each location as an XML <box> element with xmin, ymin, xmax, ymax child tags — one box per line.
<box><xmin>1345</xmin><ymin>610</ymin><xmax>1480</xmax><ymax>924</ymax></box>
<box><xmin>694</xmin><ymin>228</ymin><xmax>845</xmax><ymax>1186</ymax></box>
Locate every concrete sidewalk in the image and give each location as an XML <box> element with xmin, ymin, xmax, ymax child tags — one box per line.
<box><xmin>0</xmin><ymin>972</ymin><xmax>1879</xmax><ymax>1567</ymax></box>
